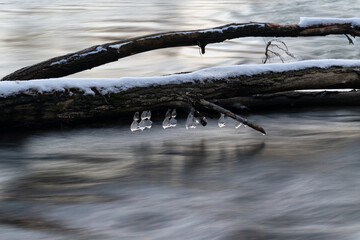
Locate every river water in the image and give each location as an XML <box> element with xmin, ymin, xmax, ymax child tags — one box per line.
<box><xmin>1</xmin><ymin>1</ymin><xmax>360</xmax><ymax>240</ymax></box>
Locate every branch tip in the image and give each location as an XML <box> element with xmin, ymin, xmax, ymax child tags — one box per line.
<box><xmin>344</xmin><ymin>34</ymin><xmax>354</xmax><ymax>45</ymax></box>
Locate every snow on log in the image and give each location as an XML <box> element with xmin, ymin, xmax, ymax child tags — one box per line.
<box><xmin>1</xmin><ymin>59</ymin><xmax>360</xmax><ymax>98</ymax></box>
<box><xmin>2</xmin><ymin>18</ymin><xmax>360</xmax><ymax>81</ymax></box>
<box><xmin>298</xmin><ymin>17</ymin><xmax>360</xmax><ymax>27</ymax></box>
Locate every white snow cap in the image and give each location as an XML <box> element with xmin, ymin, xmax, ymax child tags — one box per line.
<box><xmin>299</xmin><ymin>17</ymin><xmax>360</xmax><ymax>27</ymax></box>
<box><xmin>1</xmin><ymin>59</ymin><xmax>360</xmax><ymax>98</ymax></box>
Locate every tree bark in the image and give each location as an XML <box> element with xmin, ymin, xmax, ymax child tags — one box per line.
<box><xmin>1</xmin><ymin>65</ymin><xmax>359</xmax><ymax>131</ymax></box>
<box><xmin>214</xmin><ymin>90</ymin><xmax>360</xmax><ymax>110</ymax></box>
<box><xmin>2</xmin><ymin>22</ymin><xmax>360</xmax><ymax>81</ymax></box>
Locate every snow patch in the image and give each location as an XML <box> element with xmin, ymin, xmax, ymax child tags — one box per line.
<box><xmin>199</xmin><ymin>23</ymin><xmax>265</xmax><ymax>33</ymax></box>
<box><xmin>50</xmin><ymin>46</ymin><xmax>107</xmax><ymax>66</ymax></box>
<box><xmin>295</xmin><ymin>89</ymin><xmax>357</xmax><ymax>92</ymax></box>
<box><xmin>50</xmin><ymin>59</ymin><xmax>68</xmax><ymax>65</ymax></box>
<box><xmin>79</xmin><ymin>46</ymin><xmax>107</xmax><ymax>57</ymax></box>
<box><xmin>109</xmin><ymin>41</ymin><xmax>132</xmax><ymax>50</ymax></box>
<box><xmin>2</xmin><ymin>59</ymin><xmax>360</xmax><ymax>98</ymax></box>
<box><xmin>299</xmin><ymin>17</ymin><xmax>360</xmax><ymax>27</ymax></box>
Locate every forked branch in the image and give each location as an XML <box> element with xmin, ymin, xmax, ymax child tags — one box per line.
<box><xmin>263</xmin><ymin>38</ymin><xmax>296</xmax><ymax>63</ymax></box>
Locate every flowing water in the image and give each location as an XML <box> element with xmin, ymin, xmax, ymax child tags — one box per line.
<box><xmin>1</xmin><ymin>1</ymin><xmax>360</xmax><ymax>239</ymax></box>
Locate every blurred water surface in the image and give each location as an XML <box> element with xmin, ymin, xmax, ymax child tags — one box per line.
<box><xmin>1</xmin><ymin>1</ymin><xmax>360</xmax><ymax>239</ymax></box>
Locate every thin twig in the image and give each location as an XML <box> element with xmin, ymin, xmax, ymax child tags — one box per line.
<box><xmin>263</xmin><ymin>38</ymin><xmax>295</xmax><ymax>64</ymax></box>
<box><xmin>196</xmin><ymin>98</ymin><xmax>266</xmax><ymax>135</ymax></box>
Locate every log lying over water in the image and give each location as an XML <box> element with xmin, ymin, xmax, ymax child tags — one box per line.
<box><xmin>2</xmin><ymin>18</ymin><xmax>360</xmax><ymax>81</ymax></box>
<box><xmin>1</xmin><ymin>60</ymin><xmax>360</xmax><ymax>131</ymax></box>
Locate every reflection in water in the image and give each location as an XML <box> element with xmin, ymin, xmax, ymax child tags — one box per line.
<box><xmin>0</xmin><ymin>110</ymin><xmax>360</xmax><ymax>239</ymax></box>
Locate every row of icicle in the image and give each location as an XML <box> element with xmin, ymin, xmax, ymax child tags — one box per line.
<box><xmin>130</xmin><ymin>110</ymin><xmax>243</xmax><ymax>131</ymax></box>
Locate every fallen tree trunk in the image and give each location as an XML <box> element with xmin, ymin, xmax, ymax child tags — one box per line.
<box><xmin>1</xmin><ymin>61</ymin><xmax>360</xmax><ymax>131</ymax></box>
<box><xmin>2</xmin><ymin>20</ymin><xmax>360</xmax><ymax>81</ymax></box>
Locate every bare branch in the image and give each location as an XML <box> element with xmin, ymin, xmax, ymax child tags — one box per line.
<box><xmin>196</xmin><ymin>98</ymin><xmax>266</xmax><ymax>134</ymax></box>
<box><xmin>263</xmin><ymin>38</ymin><xmax>295</xmax><ymax>64</ymax></box>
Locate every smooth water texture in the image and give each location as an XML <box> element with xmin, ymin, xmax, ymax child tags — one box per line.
<box><xmin>1</xmin><ymin>111</ymin><xmax>360</xmax><ymax>240</ymax></box>
<box><xmin>1</xmin><ymin>1</ymin><xmax>360</xmax><ymax>239</ymax></box>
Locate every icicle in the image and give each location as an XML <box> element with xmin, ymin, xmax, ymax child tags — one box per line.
<box><xmin>169</xmin><ymin>118</ymin><xmax>177</xmax><ymax>128</ymax></box>
<box><xmin>130</xmin><ymin>112</ymin><xmax>140</xmax><ymax>132</ymax></box>
<box><xmin>171</xmin><ymin>109</ymin><xmax>177</xmax><ymax>118</ymax></box>
<box><xmin>186</xmin><ymin>112</ymin><xmax>196</xmax><ymax>130</ymax></box>
<box><xmin>235</xmin><ymin>121</ymin><xmax>242</xmax><ymax>129</ymax></box>
<box><xmin>218</xmin><ymin>113</ymin><xmax>226</xmax><ymax>128</ymax></box>
<box><xmin>130</xmin><ymin>120</ymin><xmax>139</xmax><ymax>132</ymax></box>
<box><xmin>133</xmin><ymin>112</ymin><xmax>140</xmax><ymax>121</ymax></box>
<box><xmin>139</xmin><ymin>111</ymin><xmax>147</xmax><ymax>131</ymax></box>
<box><xmin>139</xmin><ymin>120</ymin><xmax>146</xmax><ymax>131</ymax></box>
<box><xmin>144</xmin><ymin>110</ymin><xmax>152</xmax><ymax>129</ymax></box>
<box><xmin>145</xmin><ymin>119</ymin><xmax>152</xmax><ymax>129</ymax></box>
<box><xmin>185</xmin><ymin>112</ymin><xmax>192</xmax><ymax>130</ymax></box>
<box><xmin>162</xmin><ymin>109</ymin><xmax>172</xmax><ymax>129</ymax></box>
<box><xmin>162</xmin><ymin>118</ymin><xmax>171</xmax><ymax>129</ymax></box>
<box><xmin>165</xmin><ymin>109</ymin><xmax>172</xmax><ymax>118</ymax></box>
<box><xmin>169</xmin><ymin>109</ymin><xmax>177</xmax><ymax>127</ymax></box>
